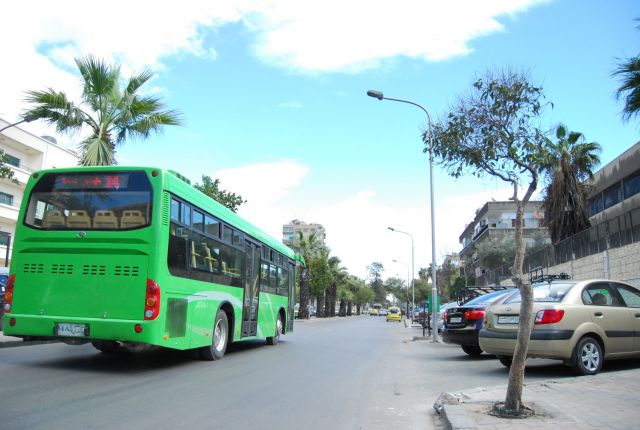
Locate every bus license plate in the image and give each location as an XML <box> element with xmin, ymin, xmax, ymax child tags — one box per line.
<box><xmin>56</xmin><ymin>323</ymin><xmax>88</xmax><ymax>337</ymax></box>
<box><xmin>449</xmin><ymin>317</ymin><xmax>462</xmax><ymax>323</ymax></box>
<box><xmin>497</xmin><ymin>316</ymin><xmax>519</xmax><ymax>324</ymax></box>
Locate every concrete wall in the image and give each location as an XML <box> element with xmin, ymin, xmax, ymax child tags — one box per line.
<box><xmin>500</xmin><ymin>242</ymin><xmax>640</xmax><ymax>288</ymax></box>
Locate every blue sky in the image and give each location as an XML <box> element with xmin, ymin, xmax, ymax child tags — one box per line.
<box><xmin>1</xmin><ymin>0</ymin><xmax>638</xmax><ymax>280</ymax></box>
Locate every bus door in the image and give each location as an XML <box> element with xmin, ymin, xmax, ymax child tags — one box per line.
<box><xmin>241</xmin><ymin>241</ymin><xmax>261</xmax><ymax>337</ymax></box>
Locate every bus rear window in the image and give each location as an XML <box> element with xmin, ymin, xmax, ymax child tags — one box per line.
<box><xmin>24</xmin><ymin>171</ymin><xmax>152</xmax><ymax>230</ymax></box>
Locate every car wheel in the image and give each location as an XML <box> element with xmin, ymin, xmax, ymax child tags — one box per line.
<box><xmin>461</xmin><ymin>345</ymin><xmax>483</xmax><ymax>356</ymax></box>
<box><xmin>572</xmin><ymin>336</ymin><xmax>603</xmax><ymax>375</ymax></box>
<box><xmin>267</xmin><ymin>315</ymin><xmax>283</xmax><ymax>345</ymax></box>
<box><xmin>199</xmin><ymin>309</ymin><xmax>229</xmax><ymax>361</ymax></box>
<box><xmin>497</xmin><ymin>356</ymin><xmax>512</xmax><ymax>368</ymax></box>
<box><xmin>91</xmin><ymin>340</ymin><xmax>120</xmax><ymax>354</ymax></box>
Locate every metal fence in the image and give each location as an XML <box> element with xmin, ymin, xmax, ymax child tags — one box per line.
<box><xmin>477</xmin><ymin>207</ymin><xmax>640</xmax><ymax>286</ymax></box>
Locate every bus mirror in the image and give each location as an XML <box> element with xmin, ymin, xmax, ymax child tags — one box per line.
<box><xmin>176</xmin><ymin>227</ymin><xmax>189</xmax><ymax>238</ymax></box>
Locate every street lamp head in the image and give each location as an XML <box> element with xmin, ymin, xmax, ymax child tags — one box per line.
<box><xmin>387</xmin><ymin>226</ymin><xmax>395</xmax><ymax>231</ymax></box>
<box><xmin>367</xmin><ymin>90</ymin><xmax>384</xmax><ymax>100</ymax></box>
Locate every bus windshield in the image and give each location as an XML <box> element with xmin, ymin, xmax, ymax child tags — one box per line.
<box><xmin>24</xmin><ymin>171</ymin><xmax>152</xmax><ymax>230</ymax></box>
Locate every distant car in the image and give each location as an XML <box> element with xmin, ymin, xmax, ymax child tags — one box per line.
<box><xmin>442</xmin><ymin>289</ymin><xmax>516</xmax><ymax>356</ymax></box>
<box><xmin>379</xmin><ymin>308</ymin><xmax>388</xmax><ymax>317</ymax></box>
<box><xmin>480</xmin><ymin>278</ymin><xmax>640</xmax><ymax>375</ymax></box>
<box><xmin>370</xmin><ymin>308</ymin><xmax>379</xmax><ymax>316</ymax></box>
<box><xmin>386</xmin><ymin>306</ymin><xmax>402</xmax><ymax>322</ymax></box>
<box><xmin>413</xmin><ymin>304</ymin><xmax>429</xmax><ymax>326</ymax></box>
<box><xmin>309</xmin><ymin>306</ymin><xmax>317</xmax><ymax>317</ymax></box>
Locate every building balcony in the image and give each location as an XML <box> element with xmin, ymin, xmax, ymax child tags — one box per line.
<box><xmin>0</xmin><ymin>203</ymin><xmax>19</xmax><ymax>223</ymax></box>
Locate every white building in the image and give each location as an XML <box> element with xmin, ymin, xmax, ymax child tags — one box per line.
<box><xmin>0</xmin><ymin>118</ymin><xmax>79</xmax><ymax>265</ymax></box>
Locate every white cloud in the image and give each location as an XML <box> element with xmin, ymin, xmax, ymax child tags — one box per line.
<box><xmin>278</xmin><ymin>101</ymin><xmax>303</xmax><ymax>109</ymax></box>
<box><xmin>0</xmin><ymin>0</ymin><xmax>548</xmax><ymax>126</ymax></box>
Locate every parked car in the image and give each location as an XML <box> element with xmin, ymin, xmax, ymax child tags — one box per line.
<box><xmin>386</xmin><ymin>306</ymin><xmax>402</xmax><ymax>322</ymax></box>
<box><xmin>370</xmin><ymin>308</ymin><xmax>379</xmax><ymax>316</ymax></box>
<box><xmin>379</xmin><ymin>308</ymin><xmax>388</xmax><ymax>317</ymax></box>
<box><xmin>442</xmin><ymin>289</ymin><xmax>516</xmax><ymax>356</ymax></box>
<box><xmin>437</xmin><ymin>302</ymin><xmax>460</xmax><ymax>332</ymax></box>
<box><xmin>480</xmin><ymin>278</ymin><xmax>640</xmax><ymax>375</ymax></box>
<box><xmin>413</xmin><ymin>303</ymin><xmax>429</xmax><ymax>325</ymax></box>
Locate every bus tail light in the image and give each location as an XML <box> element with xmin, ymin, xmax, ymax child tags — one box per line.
<box><xmin>144</xmin><ymin>279</ymin><xmax>160</xmax><ymax>320</ymax></box>
<box><xmin>3</xmin><ymin>274</ymin><xmax>15</xmax><ymax>314</ymax></box>
<box><xmin>535</xmin><ymin>309</ymin><xmax>565</xmax><ymax>325</ymax></box>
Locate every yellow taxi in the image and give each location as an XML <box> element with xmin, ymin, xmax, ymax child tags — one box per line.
<box><xmin>386</xmin><ymin>306</ymin><xmax>402</xmax><ymax>322</ymax></box>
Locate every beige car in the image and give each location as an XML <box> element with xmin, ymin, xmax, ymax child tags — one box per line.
<box><xmin>479</xmin><ymin>278</ymin><xmax>640</xmax><ymax>375</ymax></box>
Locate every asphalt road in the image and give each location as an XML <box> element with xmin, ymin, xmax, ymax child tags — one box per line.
<box><xmin>1</xmin><ymin>316</ymin><xmax>639</xmax><ymax>430</ymax></box>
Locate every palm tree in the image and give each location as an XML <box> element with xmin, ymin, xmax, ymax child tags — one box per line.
<box><xmin>309</xmin><ymin>249</ymin><xmax>330</xmax><ymax>318</ymax></box>
<box><xmin>540</xmin><ymin>124</ymin><xmax>601</xmax><ymax>243</ymax></box>
<box><xmin>291</xmin><ymin>231</ymin><xmax>322</xmax><ymax>319</ymax></box>
<box><xmin>612</xmin><ymin>21</ymin><xmax>640</xmax><ymax>123</ymax></box>
<box><xmin>22</xmin><ymin>55</ymin><xmax>182</xmax><ymax>166</ymax></box>
<box><xmin>326</xmin><ymin>256</ymin><xmax>346</xmax><ymax>317</ymax></box>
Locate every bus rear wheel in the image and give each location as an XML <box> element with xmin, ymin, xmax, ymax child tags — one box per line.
<box><xmin>267</xmin><ymin>315</ymin><xmax>283</xmax><ymax>345</ymax></box>
<box><xmin>199</xmin><ymin>309</ymin><xmax>229</xmax><ymax>361</ymax></box>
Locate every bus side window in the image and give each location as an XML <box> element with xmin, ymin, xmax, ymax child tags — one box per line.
<box><xmin>168</xmin><ymin>222</ymin><xmax>188</xmax><ymax>277</ymax></box>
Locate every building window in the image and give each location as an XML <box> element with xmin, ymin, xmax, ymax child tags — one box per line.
<box><xmin>623</xmin><ymin>170</ymin><xmax>640</xmax><ymax>199</ymax></box>
<box><xmin>603</xmin><ymin>183</ymin><xmax>622</xmax><ymax>209</ymax></box>
<box><xmin>588</xmin><ymin>195</ymin><xmax>603</xmax><ymax>216</ymax></box>
<box><xmin>0</xmin><ymin>232</ymin><xmax>9</xmax><ymax>247</ymax></box>
<box><xmin>3</xmin><ymin>154</ymin><xmax>19</xmax><ymax>168</ymax></box>
<box><xmin>0</xmin><ymin>192</ymin><xmax>13</xmax><ymax>206</ymax></box>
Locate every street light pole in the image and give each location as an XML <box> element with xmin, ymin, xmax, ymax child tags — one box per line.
<box><xmin>0</xmin><ymin>117</ymin><xmax>34</xmax><ymax>133</ymax></box>
<box><xmin>392</xmin><ymin>259</ymin><xmax>410</xmax><ymax>317</ymax></box>
<box><xmin>388</xmin><ymin>226</ymin><xmax>414</xmax><ymax>317</ymax></box>
<box><xmin>370</xmin><ymin>90</ymin><xmax>439</xmax><ymax>342</ymax></box>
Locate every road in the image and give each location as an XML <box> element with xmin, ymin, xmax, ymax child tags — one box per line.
<box><xmin>1</xmin><ymin>315</ymin><xmax>639</xmax><ymax>429</ymax></box>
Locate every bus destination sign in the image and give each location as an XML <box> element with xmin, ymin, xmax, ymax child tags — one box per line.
<box><xmin>53</xmin><ymin>174</ymin><xmax>130</xmax><ymax>190</ymax></box>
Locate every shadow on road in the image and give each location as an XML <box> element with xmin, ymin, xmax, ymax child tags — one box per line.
<box><xmin>22</xmin><ymin>338</ymin><xmax>283</xmax><ymax>374</ymax></box>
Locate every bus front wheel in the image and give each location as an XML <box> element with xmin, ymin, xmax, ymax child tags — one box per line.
<box><xmin>199</xmin><ymin>309</ymin><xmax>229</xmax><ymax>361</ymax></box>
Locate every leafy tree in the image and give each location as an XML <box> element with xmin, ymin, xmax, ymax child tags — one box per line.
<box><xmin>385</xmin><ymin>276</ymin><xmax>408</xmax><ymax>305</ymax></box>
<box><xmin>354</xmin><ymin>284</ymin><xmax>375</xmax><ymax>315</ymax></box>
<box><xmin>291</xmin><ymin>232</ymin><xmax>323</xmax><ymax>319</ymax></box>
<box><xmin>612</xmin><ymin>20</ymin><xmax>640</xmax><ymax>123</ymax></box>
<box><xmin>540</xmin><ymin>125</ymin><xmax>601</xmax><ymax>243</ymax></box>
<box><xmin>366</xmin><ymin>262</ymin><xmax>386</xmax><ymax>303</ymax></box>
<box><xmin>0</xmin><ymin>151</ymin><xmax>18</xmax><ymax>183</ymax></box>
<box><xmin>194</xmin><ymin>175</ymin><xmax>246</xmax><ymax>213</ymax></box>
<box><xmin>427</xmin><ymin>70</ymin><xmax>548</xmax><ymax>413</ymax></box>
<box><xmin>23</xmin><ymin>55</ymin><xmax>182</xmax><ymax>166</ymax></box>
<box><xmin>477</xmin><ymin>236</ymin><xmax>517</xmax><ymax>270</ymax></box>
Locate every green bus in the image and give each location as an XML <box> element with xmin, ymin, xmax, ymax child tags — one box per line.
<box><xmin>2</xmin><ymin>166</ymin><xmax>303</xmax><ymax>360</ymax></box>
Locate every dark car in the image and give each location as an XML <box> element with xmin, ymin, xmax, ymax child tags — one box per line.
<box><xmin>442</xmin><ymin>289</ymin><xmax>516</xmax><ymax>356</ymax></box>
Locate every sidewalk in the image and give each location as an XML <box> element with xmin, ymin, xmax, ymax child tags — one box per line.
<box><xmin>437</xmin><ymin>368</ymin><xmax>640</xmax><ymax>429</ymax></box>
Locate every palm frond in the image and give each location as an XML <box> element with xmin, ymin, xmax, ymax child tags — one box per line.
<box><xmin>22</xmin><ymin>89</ymin><xmax>88</xmax><ymax>133</ymax></box>
<box><xmin>79</xmin><ymin>136</ymin><xmax>115</xmax><ymax>166</ymax></box>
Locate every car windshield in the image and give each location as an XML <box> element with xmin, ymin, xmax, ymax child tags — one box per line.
<box><xmin>463</xmin><ymin>289</ymin><xmax>511</xmax><ymax>306</ymax></box>
<box><xmin>24</xmin><ymin>171</ymin><xmax>152</xmax><ymax>231</ymax></box>
<box><xmin>503</xmin><ymin>282</ymin><xmax>575</xmax><ymax>304</ymax></box>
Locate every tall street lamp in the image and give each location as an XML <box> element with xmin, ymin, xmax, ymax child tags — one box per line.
<box><xmin>0</xmin><ymin>117</ymin><xmax>34</xmax><ymax>133</ymax></box>
<box><xmin>370</xmin><ymin>90</ymin><xmax>438</xmax><ymax>342</ymax></box>
<box><xmin>392</xmin><ymin>259</ymin><xmax>410</xmax><ymax>317</ymax></box>
<box><xmin>388</xmin><ymin>226</ymin><xmax>414</xmax><ymax>317</ymax></box>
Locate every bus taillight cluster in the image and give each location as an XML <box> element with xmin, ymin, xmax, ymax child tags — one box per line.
<box><xmin>144</xmin><ymin>279</ymin><xmax>161</xmax><ymax>320</ymax></box>
<box><xmin>3</xmin><ymin>274</ymin><xmax>15</xmax><ymax>313</ymax></box>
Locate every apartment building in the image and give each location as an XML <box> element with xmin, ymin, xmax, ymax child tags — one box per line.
<box><xmin>458</xmin><ymin>200</ymin><xmax>548</xmax><ymax>282</ymax></box>
<box><xmin>282</xmin><ymin>219</ymin><xmax>326</xmax><ymax>246</ymax></box>
<box><xmin>0</xmin><ymin>119</ymin><xmax>79</xmax><ymax>265</ymax></box>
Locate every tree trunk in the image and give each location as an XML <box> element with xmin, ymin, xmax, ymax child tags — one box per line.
<box><xmin>316</xmin><ymin>292</ymin><xmax>325</xmax><ymax>318</ymax></box>
<box><xmin>339</xmin><ymin>300</ymin><xmax>346</xmax><ymax>317</ymax></box>
<box><xmin>356</xmin><ymin>304</ymin><xmax>361</xmax><ymax>315</ymax></box>
<box><xmin>347</xmin><ymin>301</ymin><xmax>353</xmax><ymax>316</ymax></box>
<box><xmin>329</xmin><ymin>282</ymin><xmax>337</xmax><ymax>317</ymax></box>
<box><xmin>298</xmin><ymin>269</ymin><xmax>310</xmax><ymax>319</ymax></box>
<box><xmin>504</xmin><ymin>182</ymin><xmax>537</xmax><ymax>411</ymax></box>
<box><xmin>324</xmin><ymin>290</ymin><xmax>332</xmax><ymax>318</ymax></box>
